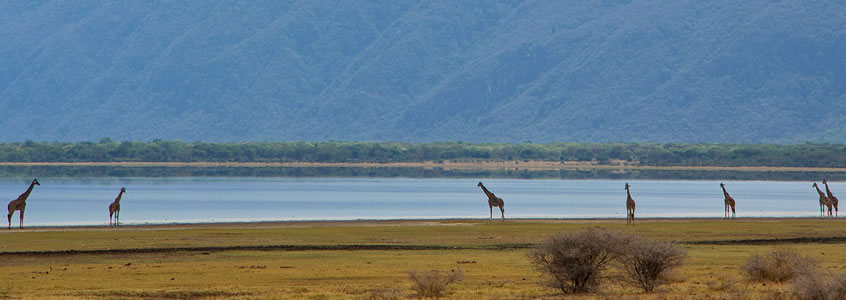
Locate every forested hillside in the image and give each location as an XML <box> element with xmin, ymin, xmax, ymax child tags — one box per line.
<box><xmin>3</xmin><ymin>141</ymin><xmax>846</xmax><ymax>168</ymax></box>
<box><xmin>0</xmin><ymin>1</ymin><xmax>844</xmax><ymax>143</ymax></box>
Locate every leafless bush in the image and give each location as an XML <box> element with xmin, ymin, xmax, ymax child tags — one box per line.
<box><xmin>744</xmin><ymin>249</ymin><xmax>817</xmax><ymax>282</ymax></box>
<box><xmin>617</xmin><ymin>239</ymin><xmax>687</xmax><ymax>292</ymax></box>
<box><xmin>793</xmin><ymin>271</ymin><xmax>846</xmax><ymax>300</ymax></box>
<box><xmin>528</xmin><ymin>227</ymin><xmax>633</xmax><ymax>293</ymax></box>
<box><xmin>407</xmin><ymin>269</ymin><xmax>463</xmax><ymax>298</ymax></box>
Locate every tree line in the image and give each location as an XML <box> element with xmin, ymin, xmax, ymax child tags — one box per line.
<box><xmin>1</xmin><ymin>139</ymin><xmax>845</xmax><ymax>167</ymax></box>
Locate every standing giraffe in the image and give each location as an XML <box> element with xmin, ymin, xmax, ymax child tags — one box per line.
<box><xmin>109</xmin><ymin>187</ymin><xmax>126</xmax><ymax>226</ymax></box>
<box><xmin>720</xmin><ymin>183</ymin><xmax>736</xmax><ymax>220</ymax></box>
<box><xmin>823</xmin><ymin>179</ymin><xmax>839</xmax><ymax>218</ymax></box>
<box><xmin>477</xmin><ymin>182</ymin><xmax>504</xmax><ymax>221</ymax></box>
<box><xmin>7</xmin><ymin>178</ymin><xmax>40</xmax><ymax>229</ymax></box>
<box><xmin>625</xmin><ymin>183</ymin><xmax>636</xmax><ymax>225</ymax></box>
<box><xmin>813</xmin><ymin>182</ymin><xmax>832</xmax><ymax>219</ymax></box>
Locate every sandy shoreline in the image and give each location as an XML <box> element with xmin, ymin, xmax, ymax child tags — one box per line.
<box><xmin>0</xmin><ymin>217</ymin><xmax>828</xmax><ymax>233</ymax></box>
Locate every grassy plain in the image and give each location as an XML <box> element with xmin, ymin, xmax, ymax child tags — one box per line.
<box><xmin>1</xmin><ymin>218</ymin><xmax>845</xmax><ymax>299</ymax></box>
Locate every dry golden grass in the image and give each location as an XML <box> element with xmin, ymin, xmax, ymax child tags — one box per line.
<box><xmin>0</xmin><ymin>218</ymin><xmax>844</xmax><ymax>299</ymax></box>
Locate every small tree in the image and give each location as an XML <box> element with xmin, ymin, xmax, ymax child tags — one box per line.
<box><xmin>528</xmin><ymin>227</ymin><xmax>632</xmax><ymax>293</ymax></box>
<box><xmin>617</xmin><ymin>239</ymin><xmax>687</xmax><ymax>292</ymax></box>
<box><xmin>407</xmin><ymin>269</ymin><xmax>463</xmax><ymax>298</ymax></box>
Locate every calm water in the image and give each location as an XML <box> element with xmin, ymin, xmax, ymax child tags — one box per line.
<box><xmin>0</xmin><ymin>177</ymin><xmax>835</xmax><ymax>226</ymax></box>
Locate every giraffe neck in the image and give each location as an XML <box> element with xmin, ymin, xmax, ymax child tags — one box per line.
<box><xmin>19</xmin><ymin>181</ymin><xmax>37</xmax><ymax>202</ymax></box>
<box><xmin>824</xmin><ymin>182</ymin><xmax>834</xmax><ymax>198</ymax></box>
<box><xmin>114</xmin><ymin>191</ymin><xmax>124</xmax><ymax>203</ymax></box>
<box><xmin>480</xmin><ymin>185</ymin><xmax>495</xmax><ymax>199</ymax></box>
<box><xmin>721</xmin><ymin>186</ymin><xmax>730</xmax><ymax>198</ymax></box>
<box><xmin>816</xmin><ymin>185</ymin><xmax>827</xmax><ymax>198</ymax></box>
<box><xmin>626</xmin><ymin>187</ymin><xmax>632</xmax><ymax>200</ymax></box>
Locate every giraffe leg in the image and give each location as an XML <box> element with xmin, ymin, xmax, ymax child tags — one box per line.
<box><xmin>19</xmin><ymin>209</ymin><xmax>24</xmax><ymax>229</ymax></box>
<box><xmin>500</xmin><ymin>206</ymin><xmax>505</xmax><ymax>222</ymax></box>
<box><xmin>631</xmin><ymin>210</ymin><xmax>635</xmax><ymax>225</ymax></box>
<box><xmin>489</xmin><ymin>205</ymin><xmax>493</xmax><ymax>221</ymax></box>
<box><xmin>116</xmin><ymin>210</ymin><xmax>120</xmax><ymax>226</ymax></box>
<box><xmin>7</xmin><ymin>212</ymin><xmax>11</xmax><ymax>230</ymax></box>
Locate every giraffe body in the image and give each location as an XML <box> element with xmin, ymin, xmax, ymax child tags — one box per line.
<box><xmin>813</xmin><ymin>183</ymin><xmax>832</xmax><ymax>219</ymax></box>
<box><xmin>7</xmin><ymin>178</ymin><xmax>39</xmax><ymax>229</ymax></box>
<box><xmin>823</xmin><ymin>180</ymin><xmax>839</xmax><ymax>218</ymax></box>
<box><xmin>109</xmin><ymin>187</ymin><xmax>126</xmax><ymax>226</ymax></box>
<box><xmin>720</xmin><ymin>183</ymin><xmax>736</xmax><ymax>220</ymax></box>
<box><xmin>477</xmin><ymin>182</ymin><xmax>504</xmax><ymax>221</ymax></box>
<box><xmin>625</xmin><ymin>183</ymin><xmax>636</xmax><ymax>225</ymax></box>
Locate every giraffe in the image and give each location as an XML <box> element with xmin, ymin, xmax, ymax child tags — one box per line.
<box><xmin>109</xmin><ymin>187</ymin><xmax>126</xmax><ymax>226</ymax></box>
<box><xmin>720</xmin><ymin>183</ymin><xmax>736</xmax><ymax>220</ymax></box>
<box><xmin>823</xmin><ymin>179</ymin><xmax>839</xmax><ymax>218</ymax></box>
<box><xmin>7</xmin><ymin>178</ymin><xmax>40</xmax><ymax>229</ymax></box>
<box><xmin>813</xmin><ymin>182</ymin><xmax>832</xmax><ymax>219</ymax></box>
<box><xmin>477</xmin><ymin>182</ymin><xmax>504</xmax><ymax>221</ymax></box>
<box><xmin>625</xmin><ymin>183</ymin><xmax>636</xmax><ymax>225</ymax></box>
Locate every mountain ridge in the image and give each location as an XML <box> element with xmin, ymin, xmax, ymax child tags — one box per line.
<box><xmin>1</xmin><ymin>0</ymin><xmax>844</xmax><ymax>143</ymax></box>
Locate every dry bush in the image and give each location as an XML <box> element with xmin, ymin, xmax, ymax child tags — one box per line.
<box><xmin>366</xmin><ymin>287</ymin><xmax>403</xmax><ymax>300</ymax></box>
<box><xmin>704</xmin><ymin>277</ymin><xmax>736</xmax><ymax>292</ymax></box>
<box><xmin>793</xmin><ymin>271</ymin><xmax>846</xmax><ymax>300</ymax></box>
<box><xmin>528</xmin><ymin>227</ymin><xmax>633</xmax><ymax>293</ymax></box>
<box><xmin>744</xmin><ymin>249</ymin><xmax>817</xmax><ymax>282</ymax></box>
<box><xmin>407</xmin><ymin>269</ymin><xmax>463</xmax><ymax>298</ymax></box>
<box><xmin>618</xmin><ymin>239</ymin><xmax>687</xmax><ymax>292</ymax></box>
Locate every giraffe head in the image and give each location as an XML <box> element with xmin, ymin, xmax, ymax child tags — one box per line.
<box><xmin>477</xmin><ymin>182</ymin><xmax>484</xmax><ymax>187</ymax></box>
<box><xmin>813</xmin><ymin>182</ymin><xmax>819</xmax><ymax>189</ymax></box>
<box><xmin>625</xmin><ymin>183</ymin><xmax>630</xmax><ymax>190</ymax></box>
<box><xmin>823</xmin><ymin>179</ymin><xmax>828</xmax><ymax>185</ymax></box>
<box><xmin>120</xmin><ymin>187</ymin><xmax>126</xmax><ymax>193</ymax></box>
<box><xmin>32</xmin><ymin>178</ymin><xmax>40</xmax><ymax>186</ymax></box>
<box><xmin>720</xmin><ymin>183</ymin><xmax>725</xmax><ymax>188</ymax></box>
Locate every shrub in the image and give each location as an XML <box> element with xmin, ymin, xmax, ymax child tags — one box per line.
<box><xmin>744</xmin><ymin>249</ymin><xmax>816</xmax><ymax>282</ymax></box>
<box><xmin>366</xmin><ymin>287</ymin><xmax>403</xmax><ymax>300</ymax></box>
<box><xmin>618</xmin><ymin>239</ymin><xmax>687</xmax><ymax>292</ymax></box>
<box><xmin>407</xmin><ymin>269</ymin><xmax>463</xmax><ymax>298</ymax></box>
<box><xmin>793</xmin><ymin>271</ymin><xmax>846</xmax><ymax>300</ymax></box>
<box><xmin>528</xmin><ymin>227</ymin><xmax>632</xmax><ymax>293</ymax></box>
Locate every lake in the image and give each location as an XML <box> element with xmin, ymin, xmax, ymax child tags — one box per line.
<box><xmin>0</xmin><ymin>177</ymin><xmax>835</xmax><ymax>226</ymax></box>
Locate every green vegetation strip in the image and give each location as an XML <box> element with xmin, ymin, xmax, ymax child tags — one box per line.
<box><xmin>3</xmin><ymin>140</ymin><xmax>846</xmax><ymax>168</ymax></box>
